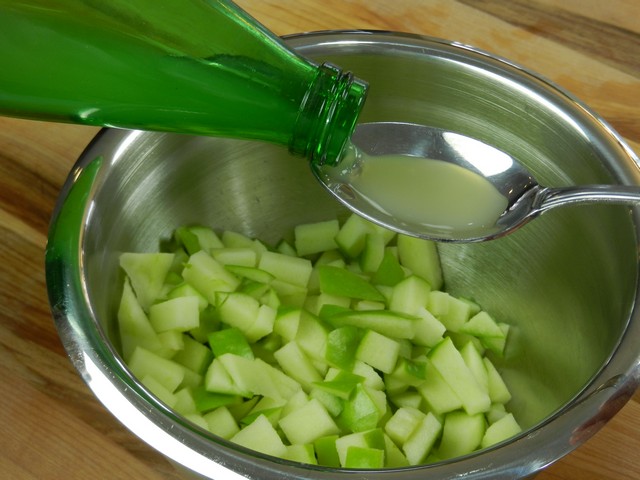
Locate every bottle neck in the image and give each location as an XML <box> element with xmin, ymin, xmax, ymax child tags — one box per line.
<box><xmin>291</xmin><ymin>62</ymin><xmax>368</xmax><ymax>167</ymax></box>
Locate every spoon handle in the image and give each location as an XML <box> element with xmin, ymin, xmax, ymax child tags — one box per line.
<box><xmin>538</xmin><ymin>185</ymin><xmax>640</xmax><ymax>213</ymax></box>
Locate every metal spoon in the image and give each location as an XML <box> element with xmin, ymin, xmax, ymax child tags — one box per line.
<box><xmin>312</xmin><ymin>121</ymin><xmax>640</xmax><ymax>243</ymax></box>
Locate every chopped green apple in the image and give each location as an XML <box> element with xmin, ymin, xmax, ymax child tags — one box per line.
<box><xmin>438</xmin><ymin>410</ymin><xmax>486</xmax><ymax>459</ymax></box>
<box><xmin>117</xmin><ymin>213</ymin><xmax>519</xmax><ymax>469</ymax></box>
<box><xmin>429</xmin><ymin>337</ymin><xmax>491</xmax><ymax>415</ymax></box>
<box><xmin>396</xmin><ymin>234</ymin><xmax>443</xmax><ymax>290</ymax></box>
<box><xmin>279</xmin><ymin>398</ymin><xmax>340</xmax><ymax>445</ymax></box>
<box><xmin>318</xmin><ymin>265</ymin><xmax>385</xmax><ymax>302</ymax></box>
<box><xmin>119</xmin><ymin>252</ymin><xmax>175</xmax><ymax>311</ymax></box>
<box><xmin>481</xmin><ymin>412</ymin><xmax>522</xmax><ymax>448</ymax></box>
<box><xmin>203</xmin><ymin>406</ymin><xmax>240</xmax><ymax>439</ymax></box>
<box><xmin>229</xmin><ymin>414</ymin><xmax>287</xmax><ymax>458</ymax></box>
<box><xmin>294</xmin><ymin>219</ymin><xmax>340</xmax><ymax>257</ymax></box>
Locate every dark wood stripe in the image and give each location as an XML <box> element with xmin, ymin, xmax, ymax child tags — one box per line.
<box><xmin>0</xmin><ymin>152</ymin><xmax>60</xmax><ymax>238</ymax></box>
<box><xmin>458</xmin><ymin>0</ymin><xmax>640</xmax><ymax>76</ymax></box>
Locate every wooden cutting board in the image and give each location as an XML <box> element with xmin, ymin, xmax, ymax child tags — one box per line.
<box><xmin>1</xmin><ymin>1</ymin><xmax>638</xmax><ymax>478</ymax></box>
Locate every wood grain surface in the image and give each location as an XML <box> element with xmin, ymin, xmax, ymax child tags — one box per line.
<box><xmin>1</xmin><ymin>1</ymin><xmax>638</xmax><ymax>478</ymax></box>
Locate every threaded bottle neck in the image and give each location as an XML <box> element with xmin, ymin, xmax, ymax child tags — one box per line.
<box><xmin>291</xmin><ymin>62</ymin><xmax>368</xmax><ymax>166</ymax></box>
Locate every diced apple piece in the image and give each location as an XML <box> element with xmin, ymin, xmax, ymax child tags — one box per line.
<box><xmin>384</xmin><ymin>406</ymin><xmax>424</xmax><ymax>446</ymax></box>
<box><xmin>325</xmin><ymin>309</ymin><xmax>417</xmax><ymax>340</ymax></box>
<box><xmin>429</xmin><ymin>337</ymin><xmax>491</xmax><ymax>415</ymax></box>
<box><xmin>486</xmin><ymin>402</ymin><xmax>508</xmax><ymax>424</ymax></box>
<box><xmin>412</xmin><ymin>307</ymin><xmax>446</xmax><ymax>347</ymax></box>
<box><xmin>149</xmin><ymin>296</ymin><xmax>200</xmax><ymax>333</ymax></box>
<box><xmin>339</xmin><ymin>384</ymin><xmax>385</xmax><ymax>433</ymax></box>
<box><xmin>383</xmin><ymin>433</ymin><xmax>410</xmax><ymax>467</ymax></box>
<box><xmin>269</xmin><ymin>279</ymin><xmax>307</xmax><ymax>307</ymax></box>
<box><xmin>119</xmin><ymin>252</ymin><xmax>175</xmax><ymax>311</ymax></box>
<box><xmin>211</xmin><ymin>247</ymin><xmax>257</xmax><ymax>268</ymax></box>
<box><xmin>359</xmin><ymin>233</ymin><xmax>386</xmax><ymax>273</ymax></box>
<box><xmin>325</xmin><ymin>325</ymin><xmax>363</xmax><ymax>370</ymax></box>
<box><xmin>227</xmin><ymin>397</ymin><xmax>260</xmax><ymax>422</ymax></box>
<box><xmin>203</xmin><ymin>358</ymin><xmax>250</xmax><ymax>397</ymax></box>
<box><xmin>230</xmin><ymin>414</ymin><xmax>287</xmax><ymax>458</ymax></box>
<box><xmin>184</xmin><ymin>413</ymin><xmax>209</xmax><ymax>431</ymax></box>
<box><xmin>310</xmin><ymin>386</ymin><xmax>344</xmax><ymax>418</ymax></box>
<box><xmin>481</xmin><ymin>323</ymin><xmax>510</xmax><ymax>356</ymax></box>
<box><xmin>178</xmin><ymin>366</ymin><xmax>203</xmax><ymax>389</ymax></box>
<box><xmin>484</xmin><ymin>357</ymin><xmax>512</xmax><ymax>404</ymax></box>
<box><xmin>352</xmin><ymin>361</ymin><xmax>385</xmax><ymax>391</ymax></box>
<box><xmin>279</xmin><ymin>398</ymin><xmax>340</xmax><ymax>445</ymax></box>
<box><xmin>344</xmin><ymin>446</ymin><xmax>385</xmax><ymax>468</ymax></box>
<box><xmin>305</xmin><ymin>292</ymin><xmax>351</xmax><ymax>316</ymax></box>
<box><xmin>335</xmin><ymin>213</ymin><xmax>374</xmax><ymax>258</ymax></box>
<box><xmin>128</xmin><ymin>346</ymin><xmax>184</xmax><ymax>393</ymax></box>
<box><xmin>221</xmin><ymin>230</ymin><xmax>255</xmax><ymax>249</ymax></box>
<box><xmin>203</xmin><ymin>406</ymin><xmax>240</xmax><ymax>439</ymax></box>
<box><xmin>387</xmin><ymin>357</ymin><xmax>427</xmax><ymax>389</ymax></box>
<box><xmin>173</xmin><ymin>387</ymin><xmax>197</xmax><ymax>415</ymax></box>
<box><xmin>335</xmin><ymin>428</ymin><xmax>385</xmax><ymax>467</ymax></box>
<box><xmin>191</xmin><ymin>386</ymin><xmax>242</xmax><ymax>413</ymax></box>
<box><xmin>460</xmin><ymin>341</ymin><xmax>489</xmax><ymax>393</ymax></box>
<box><xmin>140</xmin><ymin>375</ymin><xmax>178</xmax><ymax>408</ymax></box>
<box><xmin>371</xmin><ymin>248</ymin><xmax>406</xmax><ymax>286</ymax></box>
<box><xmin>244</xmin><ymin>304</ymin><xmax>276</xmax><ymax>343</ymax></box>
<box><xmin>118</xmin><ymin>278</ymin><xmax>167</xmax><ymax>360</ymax></box>
<box><xmin>416</xmin><ymin>359</ymin><xmax>463</xmax><ymax>415</ymax></box>
<box><xmin>389</xmin><ymin>275</ymin><xmax>431</xmax><ymax>315</ymax></box>
<box><xmin>294</xmin><ymin>219</ymin><xmax>340</xmax><ymax>256</ymax></box>
<box><xmin>481</xmin><ymin>413</ymin><xmax>521</xmax><ymax>448</ymax></box>
<box><xmin>356</xmin><ymin>330</ymin><xmax>400</xmax><ymax>374</ymax></box>
<box><xmin>273</xmin><ymin>307</ymin><xmax>301</xmax><ymax>342</ymax></box>
<box><xmin>209</xmin><ymin>327</ymin><xmax>254</xmax><ymax>359</ymax></box>
<box><xmin>280</xmin><ymin>389</ymin><xmax>309</xmax><ymax>418</ymax></box>
<box><xmin>438</xmin><ymin>411</ymin><xmax>486</xmax><ymax>459</ymax></box>
<box><xmin>224</xmin><ymin>265</ymin><xmax>274</xmax><ymax>286</ymax></box>
<box><xmin>403</xmin><ymin>412</ymin><xmax>442</xmax><ymax>465</ymax></box>
<box><xmin>295</xmin><ymin>310</ymin><xmax>330</xmax><ymax>362</ymax></box>
<box><xmin>218</xmin><ymin>354</ymin><xmax>301</xmax><ymax>401</ymax></box>
<box><xmin>274</xmin><ymin>341</ymin><xmax>324</xmax><ymax>391</ymax></box>
<box><xmin>427</xmin><ymin>290</ymin><xmax>450</xmax><ymax>317</ymax></box>
<box><xmin>318</xmin><ymin>265</ymin><xmax>385</xmax><ymax>302</ymax></box>
<box><xmin>388</xmin><ymin>390</ymin><xmax>422</xmax><ymax>410</ymax></box>
<box><xmin>216</xmin><ymin>292</ymin><xmax>260</xmax><ymax>334</ymax></box>
<box><xmin>189</xmin><ymin>304</ymin><xmax>220</xmax><ymax>343</ymax></box>
<box><xmin>174</xmin><ymin>225</ymin><xmax>223</xmax><ymax>254</ymax></box>
<box><xmin>259</xmin><ymin>251</ymin><xmax>312</xmax><ymax>287</ymax></box>
<box><xmin>241</xmin><ymin>404</ymin><xmax>283</xmax><ymax>428</ymax></box>
<box><xmin>182</xmin><ymin>250</ymin><xmax>240</xmax><ymax>303</ymax></box>
<box><xmin>166</xmin><ymin>282</ymin><xmax>208</xmax><ymax>311</ymax></box>
<box><xmin>314</xmin><ymin>435</ymin><xmax>341</xmax><ymax>467</ymax></box>
<box><xmin>284</xmin><ymin>444</ymin><xmax>318</xmax><ymax>464</ymax></box>
<box><xmin>353</xmin><ymin>300</ymin><xmax>385</xmax><ymax>311</ymax></box>
<box><xmin>439</xmin><ymin>295</ymin><xmax>472</xmax><ymax>332</ymax></box>
<box><xmin>396</xmin><ymin>234</ymin><xmax>442</xmax><ymax>290</ymax></box>
<box><xmin>460</xmin><ymin>310</ymin><xmax>504</xmax><ymax>337</ymax></box>
<box><xmin>157</xmin><ymin>330</ymin><xmax>184</xmax><ymax>355</ymax></box>
<box><xmin>313</xmin><ymin>370</ymin><xmax>364</xmax><ymax>400</ymax></box>
<box><xmin>276</xmin><ymin>239</ymin><xmax>297</xmax><ymax>257</ymax></box>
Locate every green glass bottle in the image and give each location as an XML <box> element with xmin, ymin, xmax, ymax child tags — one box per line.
<box><xmin>0</xmin><ymin>0</ymin><xmax>368</xmax><ymax>165</ymax></box>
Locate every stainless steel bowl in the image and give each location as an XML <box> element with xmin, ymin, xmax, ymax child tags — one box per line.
<box><xmin>46</xmin><ymin>31</ymin><xmax>640</xmax><ymax>479</ymax></box>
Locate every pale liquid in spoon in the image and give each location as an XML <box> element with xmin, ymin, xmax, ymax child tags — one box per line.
<box><xmin>346</xmin><ymin>153</ymin><xmax>509</xmax><ymax>233</ymax></box>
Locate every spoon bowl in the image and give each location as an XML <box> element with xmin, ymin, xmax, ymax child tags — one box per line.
<box><xmin>315</xmin><ymin>122</ymin><xmax>640</xmax><ymax>242</ymax></box>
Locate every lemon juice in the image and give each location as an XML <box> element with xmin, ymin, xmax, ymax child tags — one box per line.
<box><xmin>349</xmin><ymin>153</ymin><xmax>508</xmax><ymax>232</ymax></box>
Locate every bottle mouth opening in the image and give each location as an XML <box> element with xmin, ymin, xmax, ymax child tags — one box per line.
<box><xmin>291</xmin><ymin>62</ymin><xmax>368</xmax><ymax>166</ymax></box>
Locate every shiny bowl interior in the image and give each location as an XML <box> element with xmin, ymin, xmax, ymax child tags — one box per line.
<box><xmin>46</xmin><ymin>31</ymin><xmax>640</xmax><ymax>479</ymax></box>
